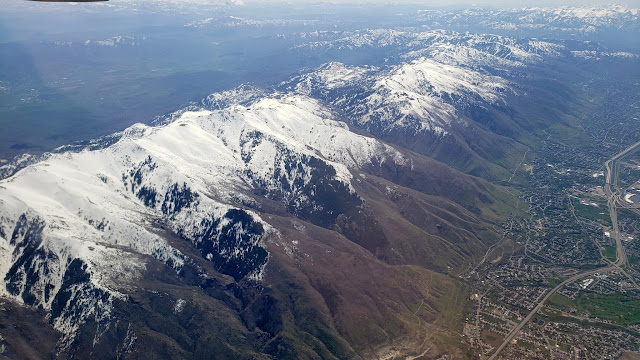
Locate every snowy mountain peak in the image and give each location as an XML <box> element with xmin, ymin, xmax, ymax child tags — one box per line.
<box><xmin>0</xmin><ymin>88</ymin><xmax>413</xmax><ymax>348</ymax></box>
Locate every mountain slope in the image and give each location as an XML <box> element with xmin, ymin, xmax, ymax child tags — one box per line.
<box><xmin>0</xmin><ymin>90</ymin><xmax>512</xmax><ymax>358</ymax></box>
<box><xmin>3</xmin><ymin>24</ymin><xmax>625</xmax><ymax>355</ymax></box>
<box><xmin>282</xmin><ymin>28</ymin><xmax>636</xmax><ymax>181</ymax></box>
<box><xmin>282</xmin><ymin>55</ymin><xmax>528</xmax><ymax>180</ymax></box>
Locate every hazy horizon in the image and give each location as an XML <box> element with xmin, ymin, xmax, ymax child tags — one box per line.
<box><xmin>4</xmin><ymin>0</ymin><xmax>639</xmax><ymax>7</ymax></box>
<box><xmin>242</xmin><ymin>0</ymin><xmax>640</xmax><ymax>5</ymax></box>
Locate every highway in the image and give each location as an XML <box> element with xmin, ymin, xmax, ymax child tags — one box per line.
<box><xmin>604</xmin><ymin>140</ymin><xmax>640</xmax><ymax>267</ymax></box>
<box><xmin>488</xmin><ymin>141</ymin><xmax>640</xmax><ymax>359</ymax></box>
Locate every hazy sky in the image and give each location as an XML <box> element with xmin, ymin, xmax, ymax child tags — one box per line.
<box><xmin>433</xmin><ymin>0</ymin><xmax>640</xmax><ymax>6</ymax></box>
<box><xmin>3</xmin><ymin>0</ymin><xmax>639</xmax><ymax>8</ymax></box>
<box><xmin>241</xmin><ymin>0</ymin><xmax>640</xmax><ymax>6</ymax></box>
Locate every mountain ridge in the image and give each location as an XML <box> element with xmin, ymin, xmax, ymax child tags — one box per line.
<box><xmin>2</xmin><ymin>10</ymin><xmax>636</xmax><ymax>356</ymax></box>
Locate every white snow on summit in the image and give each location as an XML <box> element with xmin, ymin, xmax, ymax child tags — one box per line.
<box><xmin>293</xmin><ymin>62</ymin><xmax>375</xmax><ymax>92</ymax></box>
<box><xmin>361</xmin><ymin>58</ymin><xmax>510</xmax><ymax>134</ymax></box>
<box><xmin>380</xmin><ymin>58</ymin><xmax>510</xmax><ymax>105</ymax></box>
<box><xmin>0</xmin><ymin>92</ymin><xmax>407</xmax><ymax>340</ymax></box>
<box><xmin>288</xmin><ymin>56</ymin><xmax>513</xmax><ymax>136</ymax></box>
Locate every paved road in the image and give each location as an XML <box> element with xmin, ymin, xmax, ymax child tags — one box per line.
<box><xmin>488</xmin><ymin>141</ymin><xmax>640</xmax><ymax>359</ymax></box>
<box><xmin>487</xmin><ymin>267</ymin><xmax>613</xmax><ymax>360</ymax></box>
<box><xmin>604</xmin><ymin>140</ymin><xmax>640</xmax><ymax>267</ymax></box>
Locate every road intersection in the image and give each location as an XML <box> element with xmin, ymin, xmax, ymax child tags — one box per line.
<box><xmin>488</xmin><ymin>141</ymin><xmax>640</xmax><ymax>359</ymax></box>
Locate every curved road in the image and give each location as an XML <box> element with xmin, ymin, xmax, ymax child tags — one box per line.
<box><xmin>488</xmin><ymin>141</ymin><xmax>640</xmax><ymax>359</ymax></box>
<box><xmin>604</xmin><ymin>140</ymin><xmax>640</xmax><ymax>267</ymax></box>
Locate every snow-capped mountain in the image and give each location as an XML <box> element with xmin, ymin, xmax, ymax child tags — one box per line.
<box><xmin>282</xmin><ymin>33</ymin><xmax>536</xmax><ymax>178</ymax></box>
<box><xmin>185</xmin><ymin>16</ymin><xmax>325</xmax><ymax>29</ymax></box>
<box><xmin>1</xmin><ymin>4</ymin><xmax>638</xmax><ymax>358</ymax></box>
<box><xmin>0</xmin><ymin>55</ymin><xmax>520</xmax><ymax>355</ymax></box>
<box><xmin>0</xmin><ymin>90</ymin><xmax>423</xmax><ymax>354</ymax></box>
<box><xmin>415</xmin><ymin>5</ymin><xmax>640</xmax><ymax>36</ymax></box>
<box><xmin>282</xmin><ymin>28</ymin><xmax>639</xmax><ymax>180</ymax></box>
<box><xmin>290</xmin><ymin>28</ymin><xmax>620</xmax><ymax>68</ymax></box>
<box><xmin>287</xmin><ymin>58</ymin><xmax>511</xmax><ymax>136</ymax></box>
